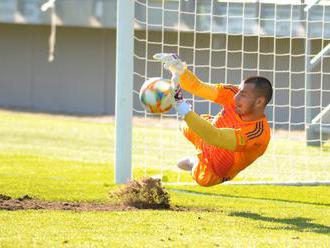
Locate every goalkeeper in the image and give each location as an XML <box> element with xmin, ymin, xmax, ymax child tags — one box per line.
<box><xmin>154</xmin><ymin>53</ymin><xmax>273</xmax><ymax>186</ymax></box>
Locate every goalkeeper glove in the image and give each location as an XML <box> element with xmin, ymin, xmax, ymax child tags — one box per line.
<box><xmin>154</xmin><ymin>53</ymin><xmax>186</xmax><ymax>90</ymax></box>
<box><xmin>153</xmin><ymin>53</ymin><xmax>187</xmax><ymax>86</ymax></box>
<box><xmin>175</xmin><ymin>100</ymin><xmax>191</xmax><ymax>118</ymax></box>
<box><xmin>153</xmin><ymin>53</ymin><xmax>191</xmax><ymax>117</ymax></box>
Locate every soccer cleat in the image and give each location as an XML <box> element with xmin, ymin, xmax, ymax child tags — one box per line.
<box><xmin>176</xmin><ymin>156</ymin><xmax>197</xmax><ymax>171</ymax></box>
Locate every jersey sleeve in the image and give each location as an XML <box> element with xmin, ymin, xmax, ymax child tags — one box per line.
<box><xmin>233</xmin><ymin>121</ymin><xmax>270</xmax><ymax>153</ymax></box>
<box><xmin>179</xmin><ymin>69</ymin><xmax>218</xmax><ymax>101</ymax></box>
<box><xmin>213</xmin><ymin>84</ymin><xmax>239</xmax><ymax>105</ymax></box>
<box><xmin>183</xmin><ymin>111</ymin><xmax>237</xmax><ymax>151</ymax></box>
<box><xmin>179</xmin><ymin>69</ymin><xmax>239</xmax><ymax>105</ymax></box>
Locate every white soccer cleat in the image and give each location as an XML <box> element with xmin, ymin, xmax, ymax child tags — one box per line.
<box><xmin>176</xmin><ymin>156</ymin><xmax>197</xmax><ymax>171</ymax></box>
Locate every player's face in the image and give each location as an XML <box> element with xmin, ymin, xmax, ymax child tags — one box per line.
<box><xmin>234</xmin><ymin>82</ymin><xmax>260</xmax><ymax>116</ymax></box>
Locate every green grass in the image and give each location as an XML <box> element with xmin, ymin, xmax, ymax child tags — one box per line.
<box><xmin>0</xmin><ymin>109</ymin><xmax>329</xmax><ymax>247</ymax></box>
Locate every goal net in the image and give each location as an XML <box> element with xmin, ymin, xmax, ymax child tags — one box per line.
<box><xmin>131</xmin><ymin>0</ymin><xmax>330</xmax><ymax>184</ymax></box>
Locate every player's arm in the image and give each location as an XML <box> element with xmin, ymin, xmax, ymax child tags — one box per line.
<box><xmin>179</xmin><ymin>70</ymin><xmax>238</xmax><ymax>105</ymax></box>
<box><xmin>173</xmin><ymin>89</ymin><xmax>247</xmax><ymax>152</ymax></box>
<box><xmin>175</xmin><ymin>97</ymin><xmax>269</xmax><ymax>154</ymax></box>
<box><xmin>179</xmin><ymin>69</ymin><xmax>219</xmax><ymax>101</ymax></box>
<box><xmin>183</xmin><ymin>111</ymin><xmax>268</xmax><ymax>152</ymax></box>
<box><xmin>183</xmin><ymin>111</ymin><xmax>237</xmax><ymax>151</ymax></box>
<box><xmin>153</xmin><ymin>53</ymin><xmax>237</xmax><ymax>104</ymax></box>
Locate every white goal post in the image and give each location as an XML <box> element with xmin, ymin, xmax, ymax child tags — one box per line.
<box><xmin>115</xmin><ymin>0</ymin><xmax>134</xmax><ymax>184</ymax></box>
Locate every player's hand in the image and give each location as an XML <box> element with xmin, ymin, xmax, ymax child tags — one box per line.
<box><xmin>175</xmin><ymin>100</ymin><xmax>192</xmax><ymax>118</ymax></box>
<box><xmin>169</xmin><ymin>86</ymin><xmax>191</xmax><ymax>118</ymax></box>
<box><xmin>153</xmin><ymin>53</ymin><xmax>187</xmax><ymax>76</ymax></box>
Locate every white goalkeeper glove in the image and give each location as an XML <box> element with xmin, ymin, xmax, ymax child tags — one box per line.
<box><xmin>153</xmin><ymin>53</ymin><xmax>186</xmax><ymax>74</ymax></box>
<box><xmin>153</xmin><ymin>53</ymin><xmax>187</xmax><ymax>87</ymax></box>
<box><xmin>175</xmin><ymin>100</ymin><xmax>191</xmax><ymax>118</ymax></box>
<box><xmin>154</xmin><ymin>53</ymin><xmax>190</xmax><ymax>117</ymax></box>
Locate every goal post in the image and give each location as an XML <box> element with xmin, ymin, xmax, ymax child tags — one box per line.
<box><xmin>115</xmin><ymin>0</ymin><xmax>134</xmax><ymax>184</ymax></box>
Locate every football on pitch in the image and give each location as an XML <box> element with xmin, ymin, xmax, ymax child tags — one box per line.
<box><xmin>139</xmin><ymin>77</ymin><xmax>173</xmax><ymax>113</ymax></box>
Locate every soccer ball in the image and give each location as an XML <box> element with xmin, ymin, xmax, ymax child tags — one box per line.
<box><xmin>139</xmin><ymin>77</ymin><xmax>173</xmax><ymax>113</ymax></box>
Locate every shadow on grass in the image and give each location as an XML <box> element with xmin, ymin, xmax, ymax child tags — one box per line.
<box><xmin>229</xmin><ymin>211</ymin><xmax>330</xmax><ymax>235</ymax></box>
<box><xmin>169</xmin><ymin>189</ymin><xmax>330</xmax><ymax>207</ymax></box>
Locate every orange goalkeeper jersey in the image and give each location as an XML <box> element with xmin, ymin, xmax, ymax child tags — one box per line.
<box><xmin>180</xmin><ymin>70</ymin><xmax>271</xmax><ymax>180</ymax></box>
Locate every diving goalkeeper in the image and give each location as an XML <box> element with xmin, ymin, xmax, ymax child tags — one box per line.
<box><xmin>154</xmin><ymin>53</ymin><xmax>273</xmax><ymax>186</ymax></box>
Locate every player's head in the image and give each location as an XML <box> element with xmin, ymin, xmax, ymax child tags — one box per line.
<box><xmin>234</xmin><ymin>76</ymin><xmax>273</xmax><ymax>116</ymax></box>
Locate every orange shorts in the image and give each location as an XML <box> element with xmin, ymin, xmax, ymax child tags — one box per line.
<box><xmin>181</xmin><ymin>114</ymin><xmax>221</xmax><ymax>187</ymax></box>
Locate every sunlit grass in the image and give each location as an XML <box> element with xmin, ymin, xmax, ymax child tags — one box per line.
<box><xmin>0</xmin><ymin>110</ymin><xmax>329</xmax><ymax>247</ymax></box>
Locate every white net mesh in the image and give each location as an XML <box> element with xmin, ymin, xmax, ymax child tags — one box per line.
<box><xmin>132</xmin><ymin>0</ymin><xmax>330</xmax><ymax>184</ymax></box>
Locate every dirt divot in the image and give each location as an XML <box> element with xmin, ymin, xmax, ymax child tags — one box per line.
<box><xmin>110</xmin><ymin>177</ymin><xmax>171</xmax><ymax>209</ymax></box>
<box><xmin>0</xmin><ymin>194</ymin><xmax>12</xmax><ymax>201</ymax></box>
<box><xmin>0</xmin><ymin>194</ymin><xmax>133</xmax><ymax>211</ymax></box>
<box><xmin>0</xmin><ymin>194</ymin><xmax>190</xmax><ymax>212</ymax></box>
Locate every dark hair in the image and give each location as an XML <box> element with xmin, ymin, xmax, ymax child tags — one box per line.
<box><xmin>244</xmin><ymin>76</ymin><xmax>273</xmax><ymax>105</ymax></box>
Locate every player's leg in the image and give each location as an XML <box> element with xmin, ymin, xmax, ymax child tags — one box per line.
<box><xmin>192</xmin><ymin>157</ymin><xmax>222</xmax><ymax>187</ymax></box>
<box><xmin>178</xmin><ymin>114</ymin><xmax>213</xmax><ymax>171</ymax></box>
<box><xmin>177</xmin><ymin>155</ymin><xmax>224</xmax><ymax>186</ymax></box>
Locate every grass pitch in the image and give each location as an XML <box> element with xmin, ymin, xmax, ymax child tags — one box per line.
<box><xmin>0</xmin><ymin>110</ymin><xmax>329</xmax><ymax>247</ymax></box>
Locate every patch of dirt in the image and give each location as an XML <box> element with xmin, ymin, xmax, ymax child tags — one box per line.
<box><xmin>110</xmin><ymin>177</ymin><xmax>171</xmax><ymax>209</ymax></box>
<box><xmin>0</xmin><ymin>194</ymin><xmax>12</xmax><ymax>201</ymax></box>
<box><xmin>0</xmin><ymin>194</ymin><xmax>133</xmax><ymax>211</ymax></box>
<box><xmin>0</xmin><ymin>195</ymin><xmax>220</xmax><ymax>212</ymax></box>
<box><xmin>0</xmin><ymin>194</ymin><xmax>195</xmax><ymax>212</ymax></box>
<box><xmin>0</xmin><ymin>178</ymin><xmax>220</xmax><ymax>212</ymax></box>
